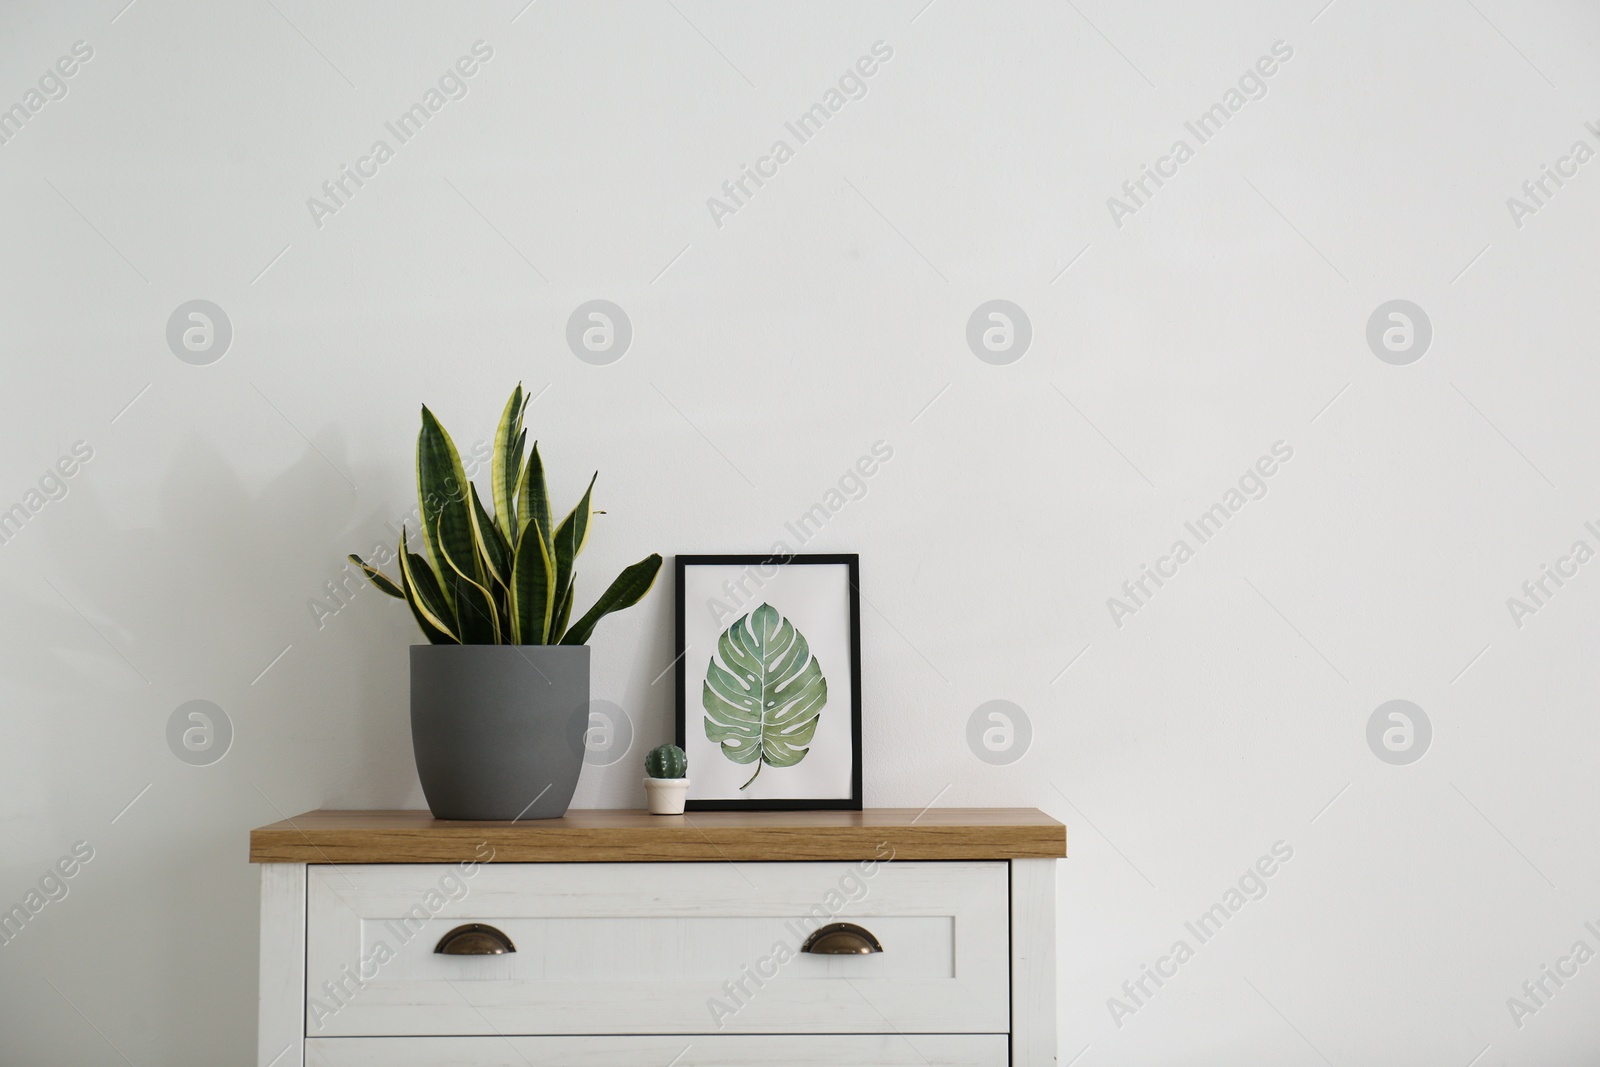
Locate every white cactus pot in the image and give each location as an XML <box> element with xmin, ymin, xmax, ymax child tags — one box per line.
<box><xmin>643</xmin><ymin>777</ymin><xmax>689</xmax><ymax>815</ymax></box>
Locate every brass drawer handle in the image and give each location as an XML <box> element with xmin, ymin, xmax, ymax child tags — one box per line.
<box><xmin>800</xmin><ymin>922</ymin><xmax>883</xmax><ymax>955</ymax></box>
<box><xmin>434</xmin><ymin>923</ymin><xmax>516</xmax><ymax>955</ymax></box>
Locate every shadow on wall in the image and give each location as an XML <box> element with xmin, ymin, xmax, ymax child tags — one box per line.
<box><xmin>0</xmin><ymin>427</ymin><xmax>421</xmax><ymax>1062</ymax></box>
<box><xmin>4</xmin><ymin>419</ymin><xmax>680</xmax><ymax>1061</ymax></box>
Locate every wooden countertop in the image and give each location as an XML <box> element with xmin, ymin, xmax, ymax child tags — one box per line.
<box><xmin>249</xmin><ymin>808</ymin><xmax>1067</xmax><ymax>863</ymax></box>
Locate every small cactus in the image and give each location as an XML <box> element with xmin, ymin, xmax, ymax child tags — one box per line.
<box><xmin>645</xmin><ymin>743</ymin><xmax>687</xmax><ymax>779</ymax></box>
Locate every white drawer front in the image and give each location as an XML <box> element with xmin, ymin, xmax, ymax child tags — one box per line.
<box><xmin>306</xmin><ymin>1034</ymin><xmax>1009</xmax><ymax>1066</ymax></box>
<box><xmin>305</xmin><ymin>860</ymin><xmax>1007</xmax><ymax>1037</ymax></box>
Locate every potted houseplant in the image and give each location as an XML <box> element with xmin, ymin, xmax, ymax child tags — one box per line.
<box><xmin>351</xmin><ymin>384</ymin><xmax>661</xmax><ymax>820</ymax></box>
<box><xmin>643</xmin><ymin>744</ymin><xmax>689</xmax><ymax>815</ymax></box>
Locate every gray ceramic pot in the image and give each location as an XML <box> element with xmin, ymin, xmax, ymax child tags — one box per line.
<box><xmin>410</xmin><ymin>645</ymin><xmax>590</xmax><ymax>820</ymax></box>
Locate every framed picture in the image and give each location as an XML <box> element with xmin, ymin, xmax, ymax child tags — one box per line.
<box><xmin>675</xmin><ymin>553</ymin><xmax>862</xmax><ymax>811</ymax></box>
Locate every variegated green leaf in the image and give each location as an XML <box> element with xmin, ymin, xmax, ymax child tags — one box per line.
<box><xmin>702</xmin><ymin>602</ymin><xmax>827</xmax><ymax>789</ymax></box>
<box><xmin>397</xmin><ymin>531</ymin><xmax>457</xmax><ymax>643</ymax></box>
<box><xmin>437</xmin><ymin>514</ymin><xmax>499</xmax><ymax>644</ymax></box>
<box><xmin>510</xmin><ymin>519</ymin><xmax>556</xmax><ymax>644</ymax></box>
<box><xmin>416</xmin><ymin>405</ymin><xmax>479</xmax><ymax>586</ymax></box>
<box><xmin>560</xmin><ymin>554</ymin><xmax>662</xmax><ymax>646</ymax></box>
<box><xmin>469</xmin><ymin>481</ymin><xmax>512</xmax><ymax>590</ymax></box>
<box><xmin>551</xmin><ymin>473</ymin><xmax>596</xmax><ymax>610</ymax></box>
<box><xmin>517</xmin><ymin>441</ymin><xmax>552</xmax><ymax>553</ymax></box>
<box><xmin>491</xmin><ymin>384</ymin><xmax>527</xmax><ymax>540</ymax></box>
<box><xmin>348</xmin><ymin>554</ymin><xmax>404</xmax><ymax>599</ymax></box>
<box><xmin>551</xmin><ymin>575</ymin><xmax>575</xmax><ymax>643</ymax></box>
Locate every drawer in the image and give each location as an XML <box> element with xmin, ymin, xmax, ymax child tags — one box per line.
<box><xmin>306</xmin><ymin>1034</ymin><xmax>1009</xmax><ymax>1066</ymax></box>
<box><xmin>305</xmin><ymin>860</ymin><xmax>1008</xmax><ymax>1037</ymax></box>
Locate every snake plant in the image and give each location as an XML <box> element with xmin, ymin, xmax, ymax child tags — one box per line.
<box><xmin>350</xmin><ymin>384</ymin><xmax>662</xmax><ymax>645</ymax></box>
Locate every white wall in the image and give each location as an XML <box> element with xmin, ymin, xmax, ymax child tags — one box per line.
<box><xmin>2</xmin><ymin>0</ymin><xmax>1598</xmax><ymax>1062</ymax></box>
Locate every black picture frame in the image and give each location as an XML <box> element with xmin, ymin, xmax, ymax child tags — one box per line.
<box><xmin>675</xmin><ymin>553</ymin><xmax>863</xmax><ymax>811</ymax></box>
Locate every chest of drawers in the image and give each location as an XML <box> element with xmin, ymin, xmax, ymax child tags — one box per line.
<box><xmin>251</xmin><ymin>808</ymin><xmax>1065</xmax><ymax>1066</ymax></box>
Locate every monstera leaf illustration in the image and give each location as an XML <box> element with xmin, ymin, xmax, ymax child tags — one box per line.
<box><xmin>703</xmin><ymin>603</ymin><xmax>828</xmax><ymax>789</ymax></box>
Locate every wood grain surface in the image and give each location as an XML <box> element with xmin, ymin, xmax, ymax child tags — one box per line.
<box><xmin>249</xmin><ymin>808</ymin><xmax>1067</xmax><ymax>863</ymax></box>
